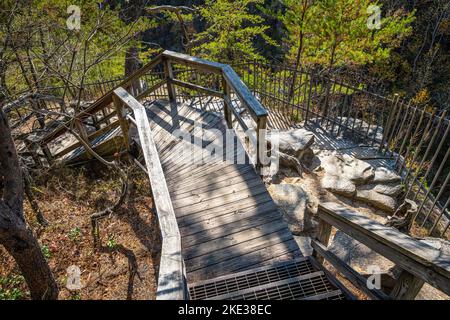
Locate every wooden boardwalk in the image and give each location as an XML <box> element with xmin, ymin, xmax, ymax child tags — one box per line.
<box><xmin>142</xmin><ymin>99</ymin><xmax>302</xmax><ymax>283</ymax></box>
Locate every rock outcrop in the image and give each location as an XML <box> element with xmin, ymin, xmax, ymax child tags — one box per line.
<box><xmin>267</xmin><ymin>129</ymin><xmax>315</xmax><ymax>176</ymax></box>
<box><xmin>319</xmin><ymin>153</ymin><xmax>403</xmax><ymax>212</ymax></box>
<box><xmin>267</xmin><ymin>183</ymin><xmax>314</xmax><ymax>236</ymax></box>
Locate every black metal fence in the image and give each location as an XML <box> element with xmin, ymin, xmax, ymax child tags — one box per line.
<box><xmin>233</xmin><ymin>61</ymin><xmax>449</xmax><ymax>239</ymax></box>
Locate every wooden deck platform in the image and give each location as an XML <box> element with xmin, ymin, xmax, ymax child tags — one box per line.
<box><xmin>141</xmin><ymin>99</ymin><xmax>303</xmax><ymax>283</ymax></box>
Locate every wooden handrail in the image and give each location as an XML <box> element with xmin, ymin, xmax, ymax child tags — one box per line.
<box><xmin>41</xmin><ymin>53</ymin><xmax>165</xmax><ymax>145</ymax></box>
<box><xmin>41</xmin><ymin>50</ymin><xmax>269</xmax><ymax>170</ymax></box>
<box><xmin>312</xmin><ymin>202</ymin><xmax>450</xmax><ymax>300</ymax></box>
<box><xmin>161</xmin><ymin>51</ymin><xmax>269</xmax><ymax>121</ymax></box>
<box><xmin>113</xmin><ymin>87</ymin><xmax>187</xmax><ymax>300</ymax></box>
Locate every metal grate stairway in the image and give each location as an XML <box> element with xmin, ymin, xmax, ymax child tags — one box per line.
<box><xmin>188</xmin><ymin>257</ymin><xmax>348</xmax><ymax>300</ymax></box>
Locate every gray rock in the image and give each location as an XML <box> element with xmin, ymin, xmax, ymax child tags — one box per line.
<box><xmin>355</xmin><ymin>188</ymin><xmax>398</xmax><ymax>213</ymax></box>
<box><xmin>329</xmin><ymin>231</ymin><xmax>394</xmax><ymax>273</ymax></box>
<box><xmin>373</xmin><ymin>183</ymin><xmax>403</xmax><ymax>197</ymax></box>
<box><xmin>320</xmin><ymin>154</ymin><xmax>374</xmax><ymax>186</ymax></box>
<box><xmin>373</xmin><ymin>167</ymin><xmax>402</xmax><ymax>184</ymax></box>
<box><xmin>319</xmin><ymin>153</ymin><xmax>402</xmax><ymax>213</ymax></box>
<box><xmin>269</xmin><ymin>129</ymin><xmax>315</xmax><ymax>165</ymax></box>
<box><xmin>268</xmin><ymin>183</ymin><xmax>312</xmax><ymax>235</ymax></box>
<box><xmin>321</xmin><ymin>176</ymin><xmax>356</xmax><ymax>197</ymax></box>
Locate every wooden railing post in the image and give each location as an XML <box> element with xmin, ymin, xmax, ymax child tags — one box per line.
<box><xmin>41</xmin><ymin>144</ymin><xmax>54</xmax><ymax>165</ymax></box>
<box><xmin>163</xmin><ymin>58</ymin><xmax>177</xmax><ymax>103</ymax></box>
<box><xmin>390</xmin><ymin>270</ymin><xmax>425</xmax><ymax>300</ymax></box>
<box><xmin>222</xmin><ymin>77</ymin><xmax>233</xmax><ymax>129</ymax></box>
<box><xmin>113</xmin><ymin>94</ymin><xmax>131</xmax><ymax>153</ymax></box>
<box><xmin>312</xmin><ymin>215</ymin><xmax>333</xmax><ymax>264</ymax></box>
<box><xmin>74</xmin><ymin>118</ymin><xmax>92</xmax><ymax>159</ymax></box>
<box><xmin>256</xmin><ymin>115</ymin><xmax>267</xmax><ymax>174</ymax></box>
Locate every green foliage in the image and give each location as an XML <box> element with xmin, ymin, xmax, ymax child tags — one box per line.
<box><xmin>0</xmin><ymin>274</ymin><xmax>25</xmax><ymax>300</ymax></box>
<box><xmin>106</xmin><ymin>236</ymin><xmax>117</xmax><ymax>249</ymax></box>
<box><xmin>281</xmin><ymin>0</ymin><xmax>415</xmax><ymax>70</ymax></box>
<box><xmin>192</xmin><ymin>0</ymin><xmax>276</xmax><ymax>63</ymax></box>
<box><xmin>3</xmin><ymin>0</ymin><xmax>150</xmax><ymax>95</ymax></box>
<box><xmin>41</xmin><ymin>244</ymin><xmax>51</xmax><ymax>259</ymax></box>
<box><xmin>68</xmin><ymin>227</ymin><xmax>82</xmax><ymax>242</ymax></box>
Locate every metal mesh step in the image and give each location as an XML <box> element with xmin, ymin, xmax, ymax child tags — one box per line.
<box><xmin>188</xmin><ymin>258</ymin><xmax>345</xmax><ymax>300</ymax></box>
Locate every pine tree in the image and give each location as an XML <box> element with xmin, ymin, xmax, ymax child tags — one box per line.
<box><xmin>192</xmin><ymin>0</ymin><xmax>275</xmax><ymax>63</ymax></box>
<box><xmin>283</xmin><ymin>0</ymin><xmax>415</xmax><ymax>71</ymax></box>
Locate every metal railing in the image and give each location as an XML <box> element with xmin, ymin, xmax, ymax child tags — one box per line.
<box><xmin>233</xmin><ymin>61</ymin><xmax>449</xmax><ymax>239</ymax></box>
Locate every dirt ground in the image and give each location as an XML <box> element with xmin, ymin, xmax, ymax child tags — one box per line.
<box><xmin>0</xmin><ymin>164</ymin><xmax>160</xmax><ymax>300</ymax></box>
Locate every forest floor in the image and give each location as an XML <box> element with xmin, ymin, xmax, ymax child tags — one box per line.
<box><xmin>0</xmin><ymin>163</ymin><xmax>160</xmax><ymax>300</ymax></box>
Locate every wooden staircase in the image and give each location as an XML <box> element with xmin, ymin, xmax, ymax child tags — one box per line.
<box><xmin>34</xmin><ymin>51</ymin><xmax>352</xmax><ymax>300</ymax></box>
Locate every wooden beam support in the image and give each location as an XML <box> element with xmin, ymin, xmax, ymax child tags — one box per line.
<box><xmin>317</xmin><ymin>202</ymin><xmax>450</xmax><ymax>296</ymax></box>
<box><xmin>222</xmin><ymin>77</ymin><xmax>233</xmax><ymax>129</ymax></box>
<box><xmin>312</xmin><ymin>219</ymin><xmax>333</xmax><ymax>264</ymax></box>
<box><xmin>390</xmin><ymin>270</ymin><xmax>425</xmax><ymax>300</ymax></box>
<box><xmin>163</xmin><ymin>58</ymin><xmax>177</xmax><ymax>103</ymax></box>
<box><xmin>74</xmin><ymin>118</ymin><xmax>92</xmax><ymax>159</ymax></box>
<box><xmin>255</xmin><ymin>115</ymin><xmax>267</xmax><ymax>174</ymax></box>
<box><xmin>113</xmin><ymin>87</ymin><xmax>187</xmax><ymax>300</ymax></box>
<box><xmin>170</xmin><ymin>79</ymin><xmax>223</xmax><ymax>99</ymax></box>
<box><xmin>311</xmin><ymin>240</ymin><xmax>391</xmax><ymax>300</ymax></box>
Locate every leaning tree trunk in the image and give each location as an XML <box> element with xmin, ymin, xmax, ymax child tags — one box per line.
<box><xmin>125</xmin><ymin>46</ymin><xmax>143</xmax><ymax>96</ymax></box>
<box><xmin>0</xmin><ymin>109</ymin><xmax>58</xmax><ymax>300</ymax></box>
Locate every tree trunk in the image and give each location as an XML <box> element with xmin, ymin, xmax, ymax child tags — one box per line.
<box><xmin>125</xmin><ymin>46</ymin><xmax>143</xmax><ymax>96</ymax></box>
<box><xmin>0</xmin><ymin>109</ymin><xmax>58</xmax><ymax>300</ymax></box>
<box><xmin>0</xmin><ymin>222</ymin><xmax>58</xmax><ymax>299</ymax></box>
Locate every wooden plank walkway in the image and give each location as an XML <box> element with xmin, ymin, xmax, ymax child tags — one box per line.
<box><xmin>142</xmin><ymin>100</ymin><xmax>302</xmax><ymax>283</ymax></box>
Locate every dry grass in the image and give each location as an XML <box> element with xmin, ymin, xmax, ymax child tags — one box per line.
<box><xmin>0</xmin><ymin>163</ymin><xmax>161</xmax><ymax>300</ymax></box>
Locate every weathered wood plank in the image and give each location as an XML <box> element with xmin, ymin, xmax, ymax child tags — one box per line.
<box><xmin>311</xmin><ymin>240</ymin><xmax>390</xmax><ymax>300</ymax></box>
<box><xmin>179</xmin><ymin>202</ymin><xmax>278</xmax><ymax>237</ymax></box>
<box><xmin>171</xmin><ymin>177</ymin><xmax>263</xmax><ymax>209</ymax></box>
<box><xmin>169</xmin><ymin>166</ymin><xmax>255</xmax><ymax>196</ymax></box>
<box><xmin>173</xmin><ymin>184</ymin><xmax>269</xmax><ymax>216</ymax></box>
<box><xmin>178</xmin><ymin>193</ymin><xmax>275</xmax><ymax>228</ymax></box>
<box><xmin>162</xmin><ymin>50</ymin><xmax>225</xmax><ymax>74</ymax></box>
<box><xmin>182</xmin><ymin>219</ymin><xmax>290</xmax><ymax>260</ymax></box>
<box><xmin>185</xmin><ymin>230</ymin><xmax>297</xmax><ymax>275</ymax></box>
<box><xmin>181</xmin><ymin>210</ymin><xmax>282</xmax><ymax>247</ymax></box>
<box><xmin>187</xmin><ymin>239</ymin><xmax>301</xmax><ymax>282</ymax></box>
<box><xmin>113</xmin><ymin>87</ymin><xmax>186</xmax><ymax>300</ymax></box>
<box><xmin>318</xmin><ymin>202</ymin><xmax>450</xmax><ymax>296</ymax></box>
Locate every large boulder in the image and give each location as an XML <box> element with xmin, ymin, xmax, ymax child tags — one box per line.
<box><xmin>355</xmin><ymin>187</ymin><xmax>398</xmax><ymax>213</ymax></box>
<box><xmin>320</xmin><ymin>154</ymin><xmax>374</xmax><ymax>185</ymax></box>
<box><xmin>267</xmin><ymin>183</ymin><xmax>314</xmax><ymax>235</ymax></box>
<box><xmin>270</xmin><ymin>129</ymin><xmax>315</xmax><ymax>165</ymax></box>
<box><xmin>373</xmin><ymin>167</ymin><xmax>402</xmax><ymax>184</ymax></box>
<box><xmin>319</xmin><ymin>153</ymin><xmax>402</xmax><ymax>213</ymax></box>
